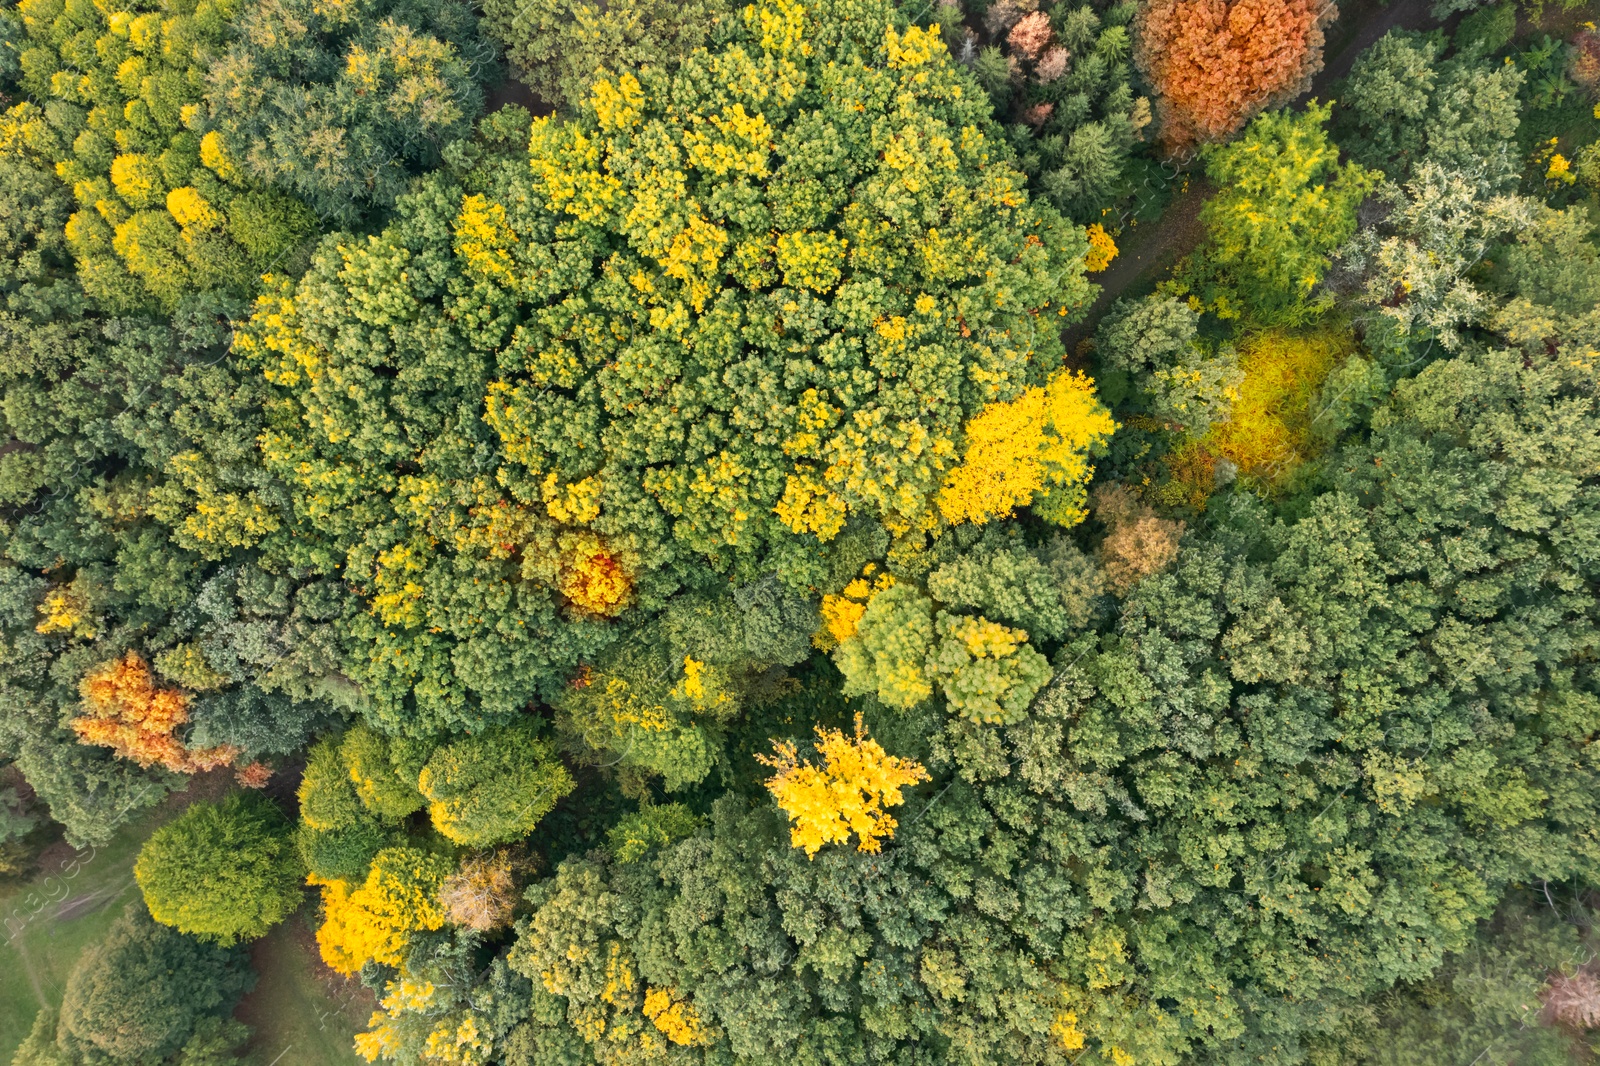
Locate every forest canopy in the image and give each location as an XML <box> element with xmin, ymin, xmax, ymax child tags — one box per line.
<box><xmin>2</xmin><ymin>0</ymin><xmax>1600</xmax><ymax>1060</ymax></box>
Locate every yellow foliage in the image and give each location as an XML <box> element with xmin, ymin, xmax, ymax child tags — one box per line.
<box><xmin>455</xmin><ymin>193</ymin><xmax>518</xmax><ymax>282</ymax></box>
<box><xmin>541</xmin><ymin>472</ymin><xmax>602</xmax><ymax>524</ymax></box>
<box><xmin>1085</xmin><ymin>224</ymin><xmax>1118</xmax><ymax>272</ymax></box>
<box><xmin>165</xmin><ymin>187</ymin><xmax>223</xmax><ymax>230</ymax></box>
<box><xmin>758</xmin><ymin>712</ymin><xmax>930</xmax><ymax>858</ymax></box>
<box><xmin>199</xmin><ymin>130</ymin><xmax>238</xmax><ymax>182</ymax></box>
<box><xmin>1051</xmin><ymin>1009</ymin><xmax>1087</xmax><ymax>1052</ymax></box>
<box><xmin>1204</xmin><ymin>329</ymin><xmax>1351</xmax><ymax>485</ymax></box>
<box><xmin>109</xmin><ymin>152</ymin><xmax>163</xmax><ymax>207</ymax></box>
<box><xmin>937</xmin><ymin>368</ymin><xmax>1117</xmax><ymax>527</ymax></box>
<box><xmin>36</xmin><ymin>585</ymin><xmax>94</xmax><ymax>637</ymax></box>
<box><xmin>775</xmin><ymin>230</ymin><xmax>848</xmax><ymax>292</ymax></box>
<box><xmin>591</xmin><ymin>72</ymin><xmax>646</xmax><ymax>132</ymax></box>
<box><xmin>815</xmin><ymin>565</ymin><xmax>894</xmax><ymax>649</ymax></box>
<box><xmin>775</xmin><ymin>467</ymin><xmax>849</xmax><ymax>540</ymax></box>
<box><xmin>643</xmin><ymin>986</ymin><xmax>712</xmax><ymax>1046</ymax></box>
<box><xmin>313</xmin><ymin>848</ymin><xmax>451</xmax><ymax>975</ymax></box>
<box><xmin>556</xmin><ymin>532</ymin><xmax>633</xmax><ymax>616</ymax></box>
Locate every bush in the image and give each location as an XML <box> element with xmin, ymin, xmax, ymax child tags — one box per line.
<box><xmin>134</xmin><ymin>791</ymin><xmax>303</xmax><ymax>944</ymax></box>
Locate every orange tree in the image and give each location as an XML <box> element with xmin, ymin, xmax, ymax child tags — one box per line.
<box><xmin>235</xmin><ymin>0</ymin><xmax>1104</xmax><ymax>740</ymax></box>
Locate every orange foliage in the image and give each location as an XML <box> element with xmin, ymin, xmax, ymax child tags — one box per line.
<box><xmin>72</xmin><ymin>652</ymin><xmax>237</xmax><ymax>773</ymax></box>
<box><xmin>556</xmin><ymin>533</ymin><xmax>633</xmax><ymax>616</ymax></box>
<box><xmin>1135</xmin><ymin>0</ymin><xmax>1334</xmax><ymax>151</ymax></box>
<box><xmin>1093</xmin><ymin>484</ymin><xmax>1185</xmax><ymax>594</ymax></box>
<box><xmin>235</xmin><ymin>761</ymin><xmax>275</xmax><ymax>788</ymax></box>
<box><xmin>758</xmin><ymin>713</ymin><xmax>930</xmax><ymax>858</ymax></box>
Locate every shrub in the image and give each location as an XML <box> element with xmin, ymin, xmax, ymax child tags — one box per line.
<box><xmin>134</xmin><ymin>791</ymin><xmax>303</xmax><ymax>945</ymax></box>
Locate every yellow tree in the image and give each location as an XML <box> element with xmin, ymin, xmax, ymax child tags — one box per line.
<box><xmin>937</xmin><ymin>369</ymin><xmax>1117</xmax><ymax>528</ymax></box>
<box><xmin>758</xmin><ymin>714</ymin><xmax>930</xmax><ymax>858</ymax></box>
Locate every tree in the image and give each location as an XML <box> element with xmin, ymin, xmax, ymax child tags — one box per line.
<box><xmin>8</xmin><ymin>0</ymin><xmax>308</xmax><ymax>309</ymax></box>
<box><xmin>1090</xmin><ymin>482</ymin><xmax>1184</xmax><ymax>592</ymax></box>
<box><xmin>57</xmin><ymin>902</ymin><xmax>253</xmax><ymax>1062</ymax></box>
<box><xmin>72</xmin><ymin>652</ymin><xmax>238</xmax><ymax>774</ymax></box>
<box><xmin>439</xmin><ymin>848</ymin><xmax>523</xmax><ymax>932</ymax></box>
<box><xmin>135</xmin><ymin>791</ymin><xmax>303</xmax><ymax>945</ymax></box>
<box><xmin>203</xmin><ymin>0</ymin><xmax>494</xmax><ymax>225</ymax></box>
<box><xmin>1134</xmin><ymin>0</ymin><xmax>1335</xmax><ymax>151</ymax></box>
<box><xmin>976</xmin><ymin>1</ymin><xmax>1152</xmax><ymax>223</ymax></box>
<box><xmin>1333</xmin><ymin>162</ymin><xmax>1533</xmax><ymax>354</ymax></box>
<box><xmin>418</xmin><ymin>720</ymin><xmax>574</xmax><ymax>846</ymax></box>
<box><xmin>1094</xmin><ymin>295</ymin><xmax>1243</xmax><ymax>438</ymax></box>
<box><xmin>758</xmin><ymin>713</ymin><xmax>930</xmax><ymax>857</ymax></box>
<box><xmin>340</xmin><ymin>722</ymin><xmax>428</xmax><ymax>822</ymax></box>
<box><xmin>1189</xmin><ymin>103</ymin><xmax>1380</xmax><ymax>322</ymax></box>
<box><xmin>313</xmin><ymin>846</ymin><xmax>453</xmax><ymax>974</ymax></box>
<box><xmin>935</xmin><ymin>369</ymin><xmax>1117</xmax><ymax>528</ymax></box>
<box><xmin>480</xmin><ymin>0</ymin><xmax>733</xmax><ymax>113</ymax></box>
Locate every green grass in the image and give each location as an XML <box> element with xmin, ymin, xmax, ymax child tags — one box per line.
<box><xmin>0</xmin><ymin>807</ymin><xmax>161</xmax><ymax>1061</ymax></box>
<box><xmin>0</xmin><ymin>786</ymin><xmax>371</xmax><ymax>1066</ymax></box>
<box><xmin>236</xmin><ymin>912</ymin><xmax>369</xmax><ymax>1066</ymax></box>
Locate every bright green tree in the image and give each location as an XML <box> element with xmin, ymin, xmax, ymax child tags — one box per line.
<box><xmin>1189</xmin><ymin>102</ymin><xmax>1379</xmax><ymax>323</ymax></box>
<box><xmin>134</xmin><ymin>791</ymin><xmax>303</xmax><ymax>944</ymax></box>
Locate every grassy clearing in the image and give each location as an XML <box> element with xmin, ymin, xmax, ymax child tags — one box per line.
<box><xmin>0</xmin><ymin>805</ymin><xmax>159</xmax><ymax>1061</ymax></box>
<box><xmin>0</xmin><ymin>777</ymin><xmax>369</xmax><ymax>1066</ymax></box>
<box><xmin>236</xmin><ymin>911</ymin><xmax>370</xmax><ymax>1066</ymax></box>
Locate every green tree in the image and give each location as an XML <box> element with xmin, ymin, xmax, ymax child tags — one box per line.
<box><xmin>135</xmin><ymin>791</ymin><xmax>303</xmax><ymax>945</ymax></box>
<box><xmin>1093</xmin><ymin>294</ymin><xmax>1242</xmax><ymax>437</ymax></box>
<box><xmin>1188</xmin><ymin>102</ymin><xmax>1380</xmax><ymax>323</ymax></box>
<box><xmin>57</xmin><ymin>902</ymin><xmax>253</xmax><ymax>1062</ymax></box>
<box><xmin>418</xmin><ymin>719</ymin><xmax>575</xmax><ymax>846</ymax></box>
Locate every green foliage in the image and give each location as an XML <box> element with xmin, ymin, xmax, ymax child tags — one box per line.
<box><xmin>606</xmin><ymin>803</ymin><xmax>703</xmax><ymax>862</ymax></box>
<box><xmin>834</xmin><ymin>582</ymin><xmax>936</xmax><ymax>710</ymax></box>
<box><xmin>480</xmin><ymin>0</ymin><xmax>735</xmax><ymax>113</ymax></box>
<box><xmin>8</xmin><ymin>0</ymin><xmax>262</xmax><ymax>309</ymax></box>
<box><xmin>925</xmin><ymin>529</ymin><xmax>1077</xmax><ymax>642</ymax></box>
<box><xmin>296</xmin><ymin>818</ymin><xmax>388</xmax><ymax>884</ymax></box>
<box><xmin>1187</xmin><ymin>102</ymin><xmax>1380</xmax><ymax>323</ymax></box>
<box><xmin>1094</xmin><ymin>294</ymin><xmax>1242</xmax><ymax>437</ymax></box>
<box><xmin>340</xmin><ymin>722</ymin><xmax>428</xmax><ymax>821</ymax></box>
<box><xmin>1336</xmin><ymin>30</ymin><xmax>1524</xmax><ymax>187</ymax></box>
<box><xmin>1452</xmin><ymin>1</ymin><xmax>1516</xmax><ymax>57</ymax></box>
<box><xmin>238</xmin><ymin>0</ymin><xmax>1095</xmax><ymax>735</ymax></box>
<box><xmin>418</xmin><ymin>719</ymin><xmax>575</xmax><ymax>846</ymax></box>
<box><xmin>204</xmin><ymin>0</ymin><xmax>493</xmax><ymax>224</ymax></box>
<box><xmin>134</xmin><ymin>791</ymin><xmax>302</xmax><ymax>945</ymax></box>
<box><xmin>298</xmin><ymin>734</ymin><xmax>365</xmax><ymax>832</ymax></box>
<box><xmin>57</xmin><ymin>902</ymin><xmax>252</xmax><ymax>1062</ymax></box>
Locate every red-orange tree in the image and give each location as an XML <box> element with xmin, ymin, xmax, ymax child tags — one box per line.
<box><xmin>1134</xmin><ymin>0</ymin><xmax>1335</xmax><ymax>151</ymax></box>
